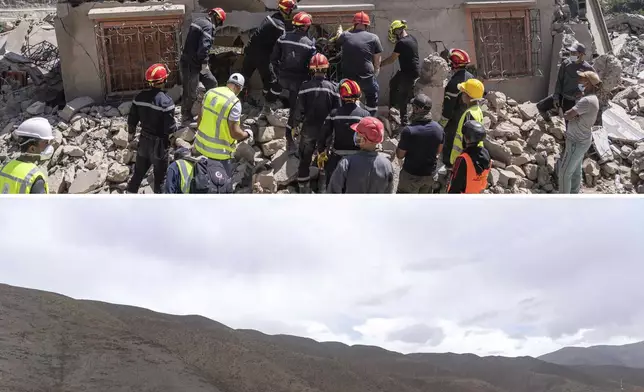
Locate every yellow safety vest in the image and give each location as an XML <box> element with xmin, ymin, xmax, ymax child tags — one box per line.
<box><xmin>450</xmin><ymin>105</ymin><xmax>484</xmax><ymax>165</ymax></box>
<box><xmin>176</xmin><ymin>159</ymin><xmax>195</xmax><ymax>194</ymax></box>
<box><xmin>0</xmin><ymin>159</ymin><xmax>49</xmax><ymax>194</ymax></box>
<box><xmin>196</xmin><ymin>86</ymin><xmax>239</xmax><ymax>160</ymax></box>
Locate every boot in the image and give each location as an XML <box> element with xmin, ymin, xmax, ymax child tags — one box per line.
<box><xmin>317</xmin><ymin>170</ymin><xmax>327</xmax><ymax>194</ymax></box>
<box><xmin>298</xmin><ymin>181</ymin><xmax>311</xmax><ymax>194</ymax></box>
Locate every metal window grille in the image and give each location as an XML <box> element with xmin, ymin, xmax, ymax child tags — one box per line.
<box><xmin>95</xmin><ymin>19</ymin><xmax>181</xmax><ymax>96</ymax></box>
<box><xmin>471</xmin><ymin>9</ymin><xmax>541</xmax><ymax>79</ymax></box>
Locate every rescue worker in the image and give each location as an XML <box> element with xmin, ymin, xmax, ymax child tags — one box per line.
<box><xmin>537</xmin><ymin>42</ymin><xmax>594</xmax><ymax>123</ymax></box>
<box><xmin>180</xmin><ymin>7</ymin><xmax>226</xmax><ymax>126</ymax></box>
<box><xmin>441</xmin><ymin>48</ymin><xmax>474</xmax><ymax>127</ymax></box>
<box><xmin>292</xmin><ymin>53</ymin><xmax>341</xmax><ymax>193</ymax></box>
<box><xmin>270</xmin><ymin>11</ymin><xmax>316</xmax><ymax>155</ymax></box>
<box><xmin>448</xmin><ymin>120</ymin><xmax>491</xmax><ymax>194</ymax></box>
<box><xmin>0</xmin><ymin>117</ymin><xmax>53</xmax><ymax>194</ymax></box>
<box><xmin>335</xmin><ymin>11</ymin><xmax>383</xmax><ymax>115</ymax></box>
<box><xmin>241</xmin><ymin>0</ymin><xmax>297</xmax><ymax>101</ymax></box>
<box><xmin>395</xmin><ymin>94</ymin><xmax>444</xmax><ymax>194</ymax></box>
<box><xmin>195</xmin><ymin>73</ymin><xmax>253</xmax><ymax>177</ymax></box>
<box><xmin>164</xmin><ymin>147</ymin><xmax>195</xmax><ymax>194</ymax></box>
<box><xmin>127</xmin><ymin>63</ymin><xmax>177</xmax><ymax>194</ymax></box>
<box><xmin>319</xmin><ymin>79</ymin><xmax>370</xmax><ymax>184</ymax></box>
<box><xmin>444</xmin><ymin>78</ymin><xmax>485</xmax><ymax>169</ymax></box>
<box><xmin>327</xmin><ymin>116</ymin><xmax>394</xmax><ymax>193</ymax></box>
<box><xmin>381</xmin><ymin>20</ymin><xmax>419</xmax><ymax>126</ymax></box>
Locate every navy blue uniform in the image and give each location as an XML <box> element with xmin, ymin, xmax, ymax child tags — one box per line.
<box><xmin>127</xmin><ymin>88</ymin><xmax>177</xmax><ymax>194</ymax></box>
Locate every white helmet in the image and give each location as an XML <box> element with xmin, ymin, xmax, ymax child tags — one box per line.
<box><xmin>227</xmin><ymin>73</ymin><xmax>245</xmax><ymax>88</ymax></box>
<box><xmin>14</xmin><ymin>117</ymin><xmax>54</xmax><ymax>141</ymax></box>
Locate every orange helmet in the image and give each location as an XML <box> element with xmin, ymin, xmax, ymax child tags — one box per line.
<box><xmin>339</xmin><ymin>79</ymin><xmax>361</xmax><ymax>100</ymax></box>
<box><xmin>352</xmin><ymin>11</ymin><xmax>370</xmax><ymax>26</ymax></box>
<box><xmin>145</xmin><ymin>63</ymin><xmax>169</xmax><ymax>84</ymax></box>
<box><xmin>309</xmin><ymin>53</ymin><xmax>329</xmax><ymax>71</ymax></box>
<box><xmin>208</xmin><ymin>7</ymin><xmax>226</xmax><ymax>22</ymax></box>
<box><xmin>448</xmin><ymin>48</ymin><xmax>471</xmax><ymax>69</ymax></box>
<box><xmin>292</xmin><ymin>12</ymin><xmax>312</xmax><ymax>27</ymax></box>
<box><xmin>278</xmin><ymin>0</ymin><xmax>296</xmax><ymax>15</ymax></box>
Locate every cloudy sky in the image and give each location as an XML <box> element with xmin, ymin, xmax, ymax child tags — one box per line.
<box><xmin>0</xmin><ymin>197</ymin><xmax>642</xmax><ymax>358</ymax></box>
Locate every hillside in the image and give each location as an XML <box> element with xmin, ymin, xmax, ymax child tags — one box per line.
<box><xmin>540</xmin><ymin>341</ymin><xmax>644</xmax><ymax>368</ymax></box>
<box><xmin>1</xmin><ymin>282</ymin><xmax>644</xmax><ymax>392</ymax></box>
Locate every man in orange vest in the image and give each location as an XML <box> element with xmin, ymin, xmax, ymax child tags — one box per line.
<box><xmin>447</xmin><ymin>120</ymin><xmax>490</xmax><ymax>194</ymax></box>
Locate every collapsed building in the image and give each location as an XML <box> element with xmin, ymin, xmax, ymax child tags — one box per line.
<box><xmin>1</xmin><ymin>0</ymin><xmax>644</xmax><ymax>194</ymax></box>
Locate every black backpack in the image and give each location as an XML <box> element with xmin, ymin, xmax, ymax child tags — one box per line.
<box><xmin>191</xmin><ymin>158</ymin><xmax>233</xmax><ymax>194</ymax></box>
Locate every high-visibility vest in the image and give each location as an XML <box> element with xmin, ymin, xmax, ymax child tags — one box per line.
<box><xmin>460</xmin><ymin>152</ymin><xmax>490</xmax><ymax>194</ymax></box>
<box><xmin>176</xmin><ymin>159</ymin><xmax>195</xmax><ymax>194</ymax></box>
<box><xmin>195</xmin><ymin>86</ymin><xmax>239</xmax><ymax>160</ymax></box>
<box><xmin>0</xmin><ymin>159</ymin><xmax>49</xmax><ymax>194</ymax></box>
<box><xmin>450</xmin><ymin>105</ymin><xmax>484</xmax><ymax>164</ymax></box>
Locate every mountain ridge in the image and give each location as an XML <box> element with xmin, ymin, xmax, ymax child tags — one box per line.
<box><xmin>1</xmin><ymin>282</ymin><xmax>644</xmax><ymax>392</ymax></box>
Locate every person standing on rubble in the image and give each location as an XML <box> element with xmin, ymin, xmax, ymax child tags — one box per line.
<box><xmin>537</xmin><ymin>42</ymin><xmax>594</xmax><ymax>123</ymax></box>
<box><xmin>327</xmin><ymin>116</ymin><xmax>394</xmax><ymax>193</ymax></box>
<box><xmin>0</xmin><ymin>117</ymin><xmax>53</xmax><ymax>194</ymax></box>
<box><xmin>440</xmin><ymin>48</ymin><xmax>474</xmax><ymax>127</ymax></box>
<box><xmin>241</xmin><ymin>0</ymin><xmax>297</xmax><ymax>102</ymax></box>
<box><xmin>319</xmin><ymin>79</ymin><xmax>370</xmax><ymax>184</ymax></box>
<box><xmin>444</xmin><ymin>78</ymin><xmax>485</xmax><ymax>169</ymax></box>
<box><xmin>335</xmin><ymin>11</ymin><xmax>383</xmax><ymax>115</ymax></box>
<box><xmin>291</xmin><ymin>53</ymin><xmax>342</xmax><ymax>193</ymax></box>
<box><xmin>195</xmin><ymin>73</ymin><xmax>253</xmax><ymax>178</ymax></box>
<box><xmin>447</xmin><ymin>120</ymin><xmax>491</xmax><ymax>194</ymax></box>
<box><xmin>381</xmin><ymin>20</ymin><xmax>419</xmax><ymax>127</ymax></box>
<box><xmin>270</xmin><ymin>11</ymin><xmax>316</xmax><ymax>156</ymax></box>
<box><xmin>180</xmin><ymin>7</ymin><xmax>227</xmax><ymax>126</ymax></box>
<box><xmin>558</xmin><ymin>71</ymin><xmax>601</xmax><ymax>194</ymax></box>
<box><xmin>395</xmin><ymin>94</ymin><xmax>444</xmax><ymax>194</ymax></box>
<box><xmin>126</xmin><ymin>63</ymin><xmax>177</xmax><ymax>194</ymax></box>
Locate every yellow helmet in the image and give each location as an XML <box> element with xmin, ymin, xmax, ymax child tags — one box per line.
<box><xmin>457</xmin><ymin>78</ymin><xmax>485</xmax><ymax>100</ymax></box>
<box><xmin>388</xmin><ymin>20</ymin><xmax>407</xmax><ymax>43</ymax></box>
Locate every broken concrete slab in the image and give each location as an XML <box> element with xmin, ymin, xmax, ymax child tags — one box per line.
<box><xmin>602</xmin><ymin>103</ymin><xmax>644</xmax><ymax>143</ymax></box>
<box><xmin>59</xmin><ymin>96</ymin><xmax>94</xmax><ymax>122</ymax></box>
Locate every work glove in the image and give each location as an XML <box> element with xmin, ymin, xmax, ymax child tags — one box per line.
<box><xmin>336</xmin><ymin>24</ymin><xmax>343</xmax><ymax>36</ymax></box>
<box><xmin>553</xmin><ymin>95</ymin><xmax>560</xmax><ymax>109</ymax></box>
<box><xmin>316</xmin><ymin>150</ymin><xmax>328</xmax><ymax>169</ymax></box>
<box><xmin>439</xmin><ymin>117</ymin><xmax>449</xmax><ymax>127</ymax></box>
<box><xmin>292</xmin><ymin>124</ymin><xmax>301</xmax><ymax>138</ymax></box>
<box><xmin>168</xmin><ymin>132</ymin><xmax>176</xmax><ymax>145</ymax></box>
<box><xmin>244</xmin><ymin>129</ymin><xmax>254</xmax><ymax>145</ymax></box>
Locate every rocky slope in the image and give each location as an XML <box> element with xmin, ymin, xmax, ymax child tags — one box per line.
<box><xmin>2</xmin><ymin>282</ymin><xmax>644</xmax><ymax>392</ymax></box>
<box><xmin>540</xmin><ymin>340</ymin><xmax>644</xmax><ymax>368</ymax></box>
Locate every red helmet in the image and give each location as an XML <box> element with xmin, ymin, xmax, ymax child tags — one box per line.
<box><xmin>448</xmin><ymin>48</ymin><xmax>471</xmax><ymax>68</ymax></box>
<box><xmin>278</xmin><ymin>0</ymin><xmax>296</xmax><ymax>14</ymax></box>
<box><xmin>339</xmin><ymin>79</ymin><xmax>361</xmax><ymax>100</ymax></box>
<box><xmin>292</xmin><ymin>12</ymin><xmax>312</xmax><ymax>27</ymax></box>
<box><xmin>309</xmin><ymin>53</ymin><xmax>329</xmax><ymax>71</ymax></box>
<box><xmin>350</xmin><ymin>116</ymin><xmax>384</xmax><ymax>144</ymax></box>
<box><xmin>353</xmin><ymin>11</ymin><xmax>370</xmax><ymax>26</ymax></box>
<box><xmin>145</xmin><ymin>63</ymin><xmax>169</xmax><ymax>83</ymax></box>
<box><xmin>208</xmin><ymin>7</ymin><xmax>226</xmax><ymax>22</ymax></box>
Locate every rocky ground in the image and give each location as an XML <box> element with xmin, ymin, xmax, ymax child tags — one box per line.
<box><xmin>2</xmin><ymin>14</ymin><xmax>644</xmax><ymax>194</ymax></box>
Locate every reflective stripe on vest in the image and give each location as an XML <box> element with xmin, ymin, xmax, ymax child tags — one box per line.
<box><xmin>462</xmin><ymin>152</ymin><xmax>490</xmax><ymax>194</ymax></box>
<box><xmin>176</xmin><ymin>159</ymin><xmax>195</xmax><ymax>194</ymax></box>
<box><xmin>0</xmin><ymin>159</ymin><xmax>49</xmax><ymax>194</ymax></box>
<box><xmin>196</xmin><ymin>87</ymin><xmax>239</xmax><ymax>160</ymax></box>
<box><xmin>450</xmin><ymin>105</ymin><xmax>484</xmax><ymax>165</ymax></box>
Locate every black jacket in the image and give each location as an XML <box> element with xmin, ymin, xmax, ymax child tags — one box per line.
<box><xmin>181</xmin><ymin>17</ymin><xmax>214</xmax><ymax>67</ymax></box>
<box><xmin>270</xmin><ymin>30</ymin><xmax>316</xmax><ymax>79</ymax></box>
<box><xmin>555</xmin><ymin>58</ymin><xmax>595</xmax><ymax>100</ymax></box>
<box><xmin>128</xmin><ymin>88</ymin><xmax>177</xmax><ymax>138</ymax></box>
<box><xmin>448</xmin><ymin>145</ymin><xmax>491</xmax><ymax>193</ymax></box>
<box><xmin>321</xmin><ymin>102</ymin><xmax>369</xmax><ymax>152</ymax></box>
<box><xmin>294</xmin><ymin>76</ymin><xmax>341</xmax><ymax>129</ymax></box>
<box><xmin>247</xmin><ymin>12</ymin><xmax>291</xmax><ymax>54</ymax></box>
<box><xmin>442</xmin><ymin>68</ymin><xmax>474</xmax><ymax>120</ymax></box>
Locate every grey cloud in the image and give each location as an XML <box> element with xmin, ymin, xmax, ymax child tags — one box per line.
<box><xmin>355</xmin><ymin>286</ymin><xmax>411</xmax><ymax>307</ymax></box>
<box><xmin>388</xmin><ymin>324</ymin><xmax>445</xmax><ymax>346</ymax></box>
